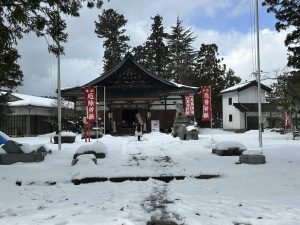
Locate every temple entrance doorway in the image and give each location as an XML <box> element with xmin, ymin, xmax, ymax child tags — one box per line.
<box><xmin>122</xmin><ymin>109</ymin><xmax>138</xmax><ymax>128</ymax></box>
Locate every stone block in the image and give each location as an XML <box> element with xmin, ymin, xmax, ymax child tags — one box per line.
<box><xmin>73</xmin><ymin>151</ymin><xmax>105</xmax><ymax>160</ymax></box>
<box><xmin>54</xmin><ymin>136</ymin><xmax>76</xmax><ymax>144</ymax></box>
<box><xmin>186</xmin><ymin>130</ymin><xmax>199</xmax><ymax>140</ymax></box>
<box><xmin>239</xmin><ymin>154</ymin><xmax>266</xmax><ymax>164</ymax></box>
<box><xmin>212</xmin><ymin>148</ymin><xmax>244</xmax><ymax>156</ymax></box>
<box><xmin>2</xmin><ymin>140</ymin><xmax>23</xmax><ymax>154</ymax></box>
<box><xmin>178</xmin><ymin>124</ymin><xmax>187</xmax><ymax>140</ymax></box>
<box><xmin>0</xmin><ymin>152</ymin><xmax>45</xmax><ymax>165</ymax></box>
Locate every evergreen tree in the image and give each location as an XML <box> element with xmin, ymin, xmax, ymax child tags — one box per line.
<box><xmin>224</xmin><ymin>68</ymin><xmax>241</xmax><ymax>89</ymax></box>
<box><xmin>267</xmin><ymin>72</ymin><xmax>291</xmax><ymax>110</ymax></box>
<box><xmin>0</xmin><ymin>0</ymin><xmax>103</xmax><ymax>119</ymax></box>
<box><xmin>167</xmin><ymin>17</ymin><xmax>196</xmax><ymax>83</ymax></box>
<box><xmin>0</xmin><ymin>94</ymin><xmax>11</xmax><ymax>127</ymax></box>
<box><xmin>95</xmin><ymin>9</ymin><xmax>130</xmax><ymax>72</ymax></box>
<box><xmin>193</xmin><ymin>43</ymin><xmax>240</xmax><ymax>127</ymax></box>
<box><xmin>145</xmin><ymin>15</ymin><xmax>169</xmax><ymax>78</ymax></box>
<box><xmin>132</xmin><ymin>15</ymin><xmax>169</xmax><ymax>78</ymax></box>
<box><xmin>263</xmin><ymin>0</ymin><xmax>300</xmax><ymax>72</ymax></box>
<box><xmin>132</xmin><ymin>45</ymin><xmax>148</xmax><ymax>66</ymax></box>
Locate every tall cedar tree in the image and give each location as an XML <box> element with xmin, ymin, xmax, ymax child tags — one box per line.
<box><xmin>193</xmin><ymin>44</ymin><xmax>240</xmax><ymax>126</ymax></box>
<box><xmin>132</xmin><ymin>45</ymin><xmax>148</xmax><ymax>66</ymax></box>
<box><xmin>267</xmin><ymin>73</ymin><xmax>291</xmax><ymax>110</ymax></box>
<box><xmin>167</xmin><ymin>17</ymin><xmax>196</xmax><ymax>84</ymax></box>
<box><xmin>133</xmin><ymin>15</ymin><xmax>169</xmax><ymax>78</ymax></box>
<box><xmin>95</xmin><ymin>9</ymin><xmax>130</xmax><ymax>72</ymax></box>
<box><xmin>0</xmin><ymin>0</ymin><xmax>103</xmax><ymax>119</ymax></box>
<box><xmin>263</xmin><ymin>0</ymin><xmax>300</xmax><ymax>72</ymax></box>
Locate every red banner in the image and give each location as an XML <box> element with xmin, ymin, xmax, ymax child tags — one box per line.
<box><xmin>84</xmin><ymin>86</ymin><xmax>97</xmax><ymax>123</ymax></box>
<box><xmin>201</xmin><ymin>86</ymin><xmax>211</xmax><ymax>121</ymax></box>
<box><xmin>184</xmin><ymin>93</ymin><xmax>194</xmax><ymax>116</ymax></box>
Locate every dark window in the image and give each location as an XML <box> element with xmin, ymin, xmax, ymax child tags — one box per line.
<box><xmin>229</xmin><ymin>114</ymin><xmax>233</xmax><ymax>122</ymax></box>
<box><xmin>228</xmin><ymin>97</ymin><xmax>232</xmax><ymax>105</ymax></box>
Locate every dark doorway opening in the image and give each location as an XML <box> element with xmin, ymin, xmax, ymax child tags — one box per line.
<box><xmin>122</xmin><ymin>109</ymin><xmax>138</xmax><ymax>128</ymax></box>
<box><xmin>247</xmin><ymin>116</ymin><xmax>258</xmax><ymax>130</ymax></box>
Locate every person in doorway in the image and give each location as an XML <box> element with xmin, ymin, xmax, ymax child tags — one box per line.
<box><xmin>135</xmin><ymin>123</ymin><xmax>142</xmax><ymax>141</ymax></box>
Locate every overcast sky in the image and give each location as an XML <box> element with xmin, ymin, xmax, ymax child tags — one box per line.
<box><xmin>16</xmin><ymin>0</ymin><xmax>288</xmax><ymax>97</ymax></box>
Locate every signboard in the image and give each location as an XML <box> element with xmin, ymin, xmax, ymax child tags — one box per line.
<box><xmin>184</xmin><ymin>93</ymin><xmax>194</xmax><ymax>116</ymax></box>
<box><xmin>201</xmin><ymin>86</ymin><xmax>211</xmax><ymax>121</ymax></box>
<box><xmin>151</xmin><ymin>120</ymin><xmax>160</xmax><ymax>132</ymax></box>
<box><xmin>84</xmin><ymin>86</ymin><xmax>97</xmax><ymax>123</ymax></box>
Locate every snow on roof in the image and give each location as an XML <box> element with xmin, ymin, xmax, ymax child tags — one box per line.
<box><xmin>1</xmin><ymin>92</ymin><xmax>74</xmax><ymax>108</ymax></box>
<box><xmin>169</xmin><ymin>81</ymin><xmax>198</xmax><ymax>89</ymax></box>
<box><xmin>220</xmin><ymin>80</ymin><xmax>272</xmax><ymax>94</ymax></box>
<box><xmin>220</xmin><ymin>81</ymin><xmax>252</xmax><ymax>94</ymax></box>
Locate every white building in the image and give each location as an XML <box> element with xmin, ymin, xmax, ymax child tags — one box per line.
<box><xmin>220</xmin><ymin>80</ymin><xmax>273</xmax><ymax>131</ymax></box>
<box><xmin>0</xmin><ymin>92</ymin><xmax>73</xmax><ymax>136</ymax></box>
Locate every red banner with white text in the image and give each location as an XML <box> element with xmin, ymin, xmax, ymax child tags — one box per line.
<box><xmin>84</xmin><ymin>86</ymin><xmax>97</xmax><ymax>123</ymax></box>
<box><xmin>184</xmin><ymin>93</ymin><xmax>194</xmax><ymax>116</ymax></box>
<box><xmin>201</xmin><ymin>86</ymin><xmax>211</xmax><ymax>121</ymax></box>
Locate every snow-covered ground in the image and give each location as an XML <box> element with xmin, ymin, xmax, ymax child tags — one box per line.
<box><xmin>0</xmin><ymin>129</ymin><xmax>300</xmax><ymax>225</ymax></box>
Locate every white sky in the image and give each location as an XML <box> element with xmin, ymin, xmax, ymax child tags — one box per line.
<box><xmin>15</xmin><ymin>0</ymin><xmax>288</xmax><ymax>96</ymax></box>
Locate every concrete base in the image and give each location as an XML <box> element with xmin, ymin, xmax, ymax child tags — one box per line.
<box><xmin>239</xmin><ymin>154</ymin><xmax>266</xmax><ymax>164</ymax></box>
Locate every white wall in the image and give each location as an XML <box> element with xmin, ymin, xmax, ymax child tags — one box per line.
<box><xmin>222</xmin><ymin>92</ymin><xmax>243</xmax><ymax>130</ymax></box>
<box><xmin>239</xmin><ymin>87</ymin><xmax>267</xmax><ymax>103</ymax></box>
<box><xmin>222</xmin><ymin>87</ymin><xmax>269</xmax><ymax>130</ymax></box>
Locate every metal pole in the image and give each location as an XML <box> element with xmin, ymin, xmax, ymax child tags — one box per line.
<box><xmin>210</xmin><ymin>85</ymin><xmax>213</xmax><ymax>140</ymax></box>
<box><xmin>57</xmin><ymin>53</ymin><xmax>62</xmax><ymax>150</ymax></box>
<box><xmin>256</xmin><ymin>0</ymin><xmax>263</xmax><ymax>148</ymax></box>
<box><xmin>104</xmin><ymin>86</ymin><xmax>106</xmax><ymax>135</ymax></box>
<box><xmin>96</xmin><ymin>86</ymin><xmax>98</xmax><ymax>141</ymax></box>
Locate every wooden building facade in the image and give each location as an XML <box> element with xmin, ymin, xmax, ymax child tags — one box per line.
<box><xmin>62</xmin><ymin>54</ymin><xmax>195</xmax><ymax>135</ymax></box>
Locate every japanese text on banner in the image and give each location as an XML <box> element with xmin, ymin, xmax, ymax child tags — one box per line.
<box><xmin>185</xmin><ymin>93</ymin><xmax>194</xmax><ymax>116</ymax></box>
<box><xmin>201</xmin><ymin>86</ymin><xmax>211</xmax><ymax>121</ymax></box>
<box><xmin>84</xmin><ymin>87</ymin><xmax>97</xmax><ymax>123</ymax></box>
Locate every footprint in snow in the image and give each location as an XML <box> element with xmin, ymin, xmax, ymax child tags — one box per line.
<box><xmin>55</xmin><ymin>221</ymin><xmax>69</xmax><ymax>225</ymax></box>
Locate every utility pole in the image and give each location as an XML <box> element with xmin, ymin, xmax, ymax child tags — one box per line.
<box><xmin>256</xmin><ymin>0</ymin><xmax>263</xmax><ymax>148</ymax></box>
<box><xmin>57</xmin><ymin>52</ymin><xmax>62</xmax><ymax>150</ymax></box>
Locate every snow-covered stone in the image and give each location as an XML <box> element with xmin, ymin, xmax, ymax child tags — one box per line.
<box><xmin>212</xmin><ymin>141</ymin><xmax>246</xmax><ymax>156</ymax></box>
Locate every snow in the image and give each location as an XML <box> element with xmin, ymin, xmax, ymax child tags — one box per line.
<box><xmin>54</xmin><ymin>131</ymin><xmax>77</xmax><ymax>137</ymax></box>
<box><xmin>213</xmin><ymin>141</ymin><xmax>247</xmax><ymax>150</ymax></box>
<box><xmin>0</xmin><ymin>145</ymin><xmax>6</xmax><ymax>154</ymax></box>
<box><xmin>242</xmin><ymin>150</ymin><xmax>263</xmax><ymax>155</ymax></box>
<box><xmin>220</xmin><ymin>81</ymin><xmax>251</xmax><ymax>93</ymax></box>
<box><xmin>186</xmin><ymin>125</ymin><xmax>198</xmax><ymax>132</ymax></box>
<box><xmin>75</xmin><ymin>142</ymin><xmax>107</xmax><ymax>155</ymax></box>
<box><xmin>220</xmin><ymin>80</ymin><xmax>271</xmax><ymax>94</ymax></box>
<box><xmin>1</xmin><ymin>92</ymin><xmax>74</xmax><ymax>108</ymax></box>
<box><xmin>0</xmin><ymin>131</ymin><xmax>11</xmax><ymax>141</ymax></box>
<box><xmin>0</xmin><ymin>129</ymin><xmax>300</xmax><ymax>224</ymax></box>
<box><xmin>169</xmin><ymin>81</ymin><xmax>198</xmax><ymax>89</ymax></box>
